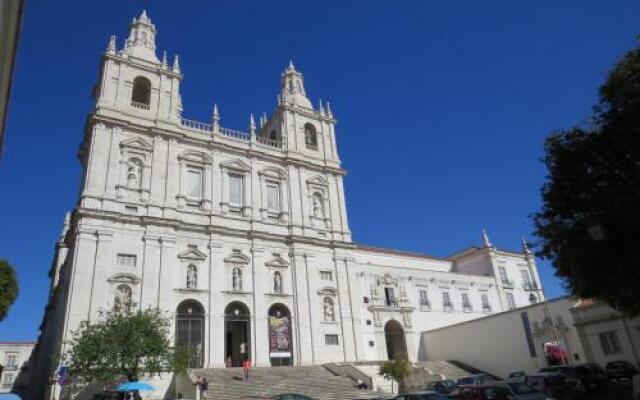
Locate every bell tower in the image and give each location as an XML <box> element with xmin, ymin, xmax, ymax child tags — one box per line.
<box><xmin>92</xmin><ymin>11</ymin><xmax>183</xmax><ymax>124</ymax></box>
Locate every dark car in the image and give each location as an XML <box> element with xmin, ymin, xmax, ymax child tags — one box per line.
<box><xmin>392</xmin><ymin>391</ymin><xmax>450</xmax><ymax>400</ymax></box>
<box><xmin>272</xmin><ymin>395</ymin><xmax>315</xmax><ymax>400</ymax></box>
<box><xmin>451</xmin><ymin>384</ymin><xmax>546</xmax><ymax>400</ymax></box>
<box><xmin>539</xmin><ymin>365</ymin><xmax>607</xmax><ymax>392</ymax></box>
<box><xmin>91</xmin><ymin>391</ymin><xmax>140</xmax><ymax>400</ymax></box>
<box><xmin>525</xmin><ymin>372</ymin><xmax>586</xmax><ymax>400</ymax></box>
<box><xmin>606</xmin><ymin>360</ymin><xmax>639</xmax><ymax>382</ymax></box>
<box><xmin>426</xmin><ymin>379</ymin><xmax>459</xmax><ymax>394</ymax></box>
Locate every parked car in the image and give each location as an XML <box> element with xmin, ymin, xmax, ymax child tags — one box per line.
<box><xmin>508</xmin><ymin>371</ymin><xmax>527</xmax><ymax>382</ymax></box>
<box><xmin>392</xmin><ymin>391</ymin><xmax>450</xmax><ymax>400</ymax></box>
<box><xmin>272</xmin><ymin>395</ymin><xmax>315</xmax><ymax>400</ymax></box>
<box><xmin>539</xmin><ymin>365</ymin><xmax>607</xmax><ymax>392</ymax></box>
<box><xmin>525</xmin><ymin>372</ymin><xmax>586</xmax><ymax>400</ymax></box>
<box><xmin>606</xmin><ymin>360</ymin><xmax>639</xmax><ymax>382</ymax></box>
<box><xmin>425</xmin><ymin>379</ymin><xmax>459</xmax><ymax>394</ymax></box>
<box><xmin>451</xmin><ymin>383</ymin><xmax>548</xmax><ymax>400</ymax></box>
<box><xmin>91</xmin><ymin>391</ymin><xmax>140</xmax><ymax>400</ymax></box>
<box><xmin>457</xmin><ymin>374</ymin><xmax>495</xmax><ymax>386</ymax></box>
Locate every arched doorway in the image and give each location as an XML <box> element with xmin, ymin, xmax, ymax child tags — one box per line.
<box><xmin>384</xmin><ymin>320</ymin><xmax>408</xmax><ymax>360</ymax></box>
<box><xmin>224</xmin><ymin>301</ymin><xmax>251</xmax><ymax>367</ymax></box>
<box><xmin>176</xmin><ymin>300</ymin><xmax>205</xmax><ymax>368</ymax></box>
<box><xmin>268</xmin><ymin>304</ymin><xmax>293</xmax><ymax>366</ymax></box>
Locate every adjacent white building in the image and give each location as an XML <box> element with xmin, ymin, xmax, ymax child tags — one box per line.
<box><xmin>23</xmin><ymin>11</ymin><xmax>545</xmax><ymax>400</ymax></box>
<box><xmin>0</xmin><ymin>342</ymin><xmax>35</xmax><ymax>393</ymax></box>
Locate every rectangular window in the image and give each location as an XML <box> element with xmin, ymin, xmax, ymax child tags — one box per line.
<box><xmin>116</xmin><ymin>254</ymin><xmax>137</xmax><ymax>268</ymax></box>
<box><xmin>419</xmin><ymin>289</ymin><xmax>430</xmax><ymax>311</ymax></box>
<box><xmin>506</xmin><ymin>292</ymin><xmax>516</xmax><ymax>310</ymax></box>
<box><xmin>4</xmin><ymin>353</ymin><xmax>17</xmax><ymax>367</ymax></box>
<box><xmin>2</xmin><ymin>373</ymin><xmax>14</xmax><ymax>385</ymax></box>
<box><xmin>599</xmin><ymin>332</ymin><xmax>622</xmax><ymax>355</ymax></box>
<box><xmin>481</xmin><ymin>293</ymin><xmax>491</xmax><ymax>312</ymax></box>
<box><xmin>442</xmin><ymin>291</ymin><xmax>453</xmax><ymax>311</ymax></box>
<box><xmin>499</xmin><ymin>267</ymin><xmax>510</xmax><ymax>285</ymax></box>
<box><xmin>266</xmin><ymin>182</ymin><xmax>280</xmax><ymax>212</ymax></box>
<box><xmin>186</xmin><ymin>167</ymin><xmax>203</xmax><ymax>199</ymax></box>
<box><xmin>325</xmin><ymin>334</ymin><xmax>339</xmax><ymax>345</ymax></box>
<box><xmin>320</xmin><ymin>271</ymin><xmax>332</xmax><ymax>281</ymax></box>
<box><xmin>521</xmin><ymin>269</ymin><xmax>533</xmax><ymax>289</ymax></box>
<box><xmin>462</xmin><ymin>292</ymin><xmax>472</xmax><ymax>311</ymax></box>
<box><xmin>229</xmin><ymin>174</ymin><xmax>243</xmax><ymax>207</ymax></box>
<box><xmin>384</xmin><ymin>287</ymin><xmax>396</xmax><ymax>307</ymax></box>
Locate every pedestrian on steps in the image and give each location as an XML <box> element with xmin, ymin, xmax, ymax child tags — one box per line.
<box><xmin>242</xmin><ymin>359</ymin><xmax>251</xmax><ymax>381</ymax></box>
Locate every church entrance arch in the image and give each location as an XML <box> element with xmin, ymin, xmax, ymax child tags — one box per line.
<box><xmin>268</xmin><ymin>304</ymin><xmax>293</xmax><ymax>366</ymax></box>
<box><xmin>384</xmin><ymin>319</ymin><xmax>408</xmax><ymax>360</ymax></box>
<box><xmin>224</xmin><ymin>301</ymin><xmax>251</xmax><ymax>367</ymax></box>
<box><xmin>176</xmin><ymin>300</ymin><xmax>205</xmax><ymax>368</ymax></box>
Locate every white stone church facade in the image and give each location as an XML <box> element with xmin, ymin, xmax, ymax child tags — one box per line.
<box><xmin>27</xmin><ymin>11</ymin><xmax>545</xmax><ymax>399</ymax></box>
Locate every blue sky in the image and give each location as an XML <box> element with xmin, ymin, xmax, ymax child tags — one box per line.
<box><xmin>1</xmin><ymin>1</ymin><xmax>638</xmax><ymax>340</ymax></box>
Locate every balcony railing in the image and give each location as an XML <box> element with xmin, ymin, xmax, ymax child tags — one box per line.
<box><xmin>257</xmin><ymin>135</ymin><xmax>283</xmax><ymax>148</ymax></box>
<box><xmin>220</xmin><ymin>127</ymin><xmax>250</xmax><ymax>141</ymax></box>
<box><xmin>482</xmin><ymin>305</ymin><xmax>492</xmax><ymax>313</ymax></box>
<box><xmin>180</xmin><ymin>118</ymin><xmax>212</xmax><ymax>132</ymax></box>
<box><xmin>130</xmin><ymin>101</ymin><xmax>150</xmax><ymax>110</ymax></box>
<box><xmin>501</xmin><ymin>279</ymin><xmax>515</xmax><ymax>288</ymax></box>
<box><xmin>443</xmin><ymin>303</ymin><xmax>454</xmax><ymax>312</ymax></box>
<box><xmin>522</xmin><ymin>282</ymin><xmax>538</xmax><ymax>291</ymax></box>
<box><xmin>463</xmin><ymin>304</ymin><xmax>473</xmax><ymax>312</ymax></box>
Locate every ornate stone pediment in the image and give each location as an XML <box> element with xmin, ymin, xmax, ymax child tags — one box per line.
<box><xmin>224</xmin><ymin>250</ymin><xmax>250</xmax><ymax>264</ymax></box>
<box><xmin>178</xmin><ymin>247</ymin><xmax>207</xmax><ymax>261</ymax></box>
<box><xmin>317</xmin><ymin>286</ymin><xmax>338</xmax><ymax>296</ymax></box>
<box><xmin>265</xmin><ymin>254</ymin><xmax>289</xmax><ymax>268</ymax></box>
<box><xmin>178</xmin><ymin>150</ymin><xmax>211</xmax><ymax>163</ymax></box>
<box><xmin>108</xmin><ymin>273</ymin><xmax>141</xmax><ymax>284</ymax></box>
<box><xmin>306</xmin><ymin>175</ymin><xmax>328</xmax><ymax>186</ymax></box>
<box><xmin>120</xmin><ymin>137</ymin><xmax>152</xmax><ymax>151</ymax></box>
<box><xmin>221</xmin><ymin>158</ymin><xmax>251</xmax><ymax>172</ymax></box>
<box><xmin>259</xmin><ymin>167</ymin><xmax>287</xmax><ymax>180</ymax></box>
<box><xmin>376</xmin><ymin>273</ymin><xmax>398</xmax><ymax>287</ymax></box>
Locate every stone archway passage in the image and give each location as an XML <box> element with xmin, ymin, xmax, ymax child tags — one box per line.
<box><xmin>268</xmin><ymin>303</ymin><xmax>293</xmax><ymax>366</ymax></box>
<box><xmin>176</xmin><ymin>300</ymin><xmax>205</xmax><ymax>368</ymax></box>
<box><xmin>384</xmin><ymin>319</ymin><xmax>408</xmax><ymax>360</ymax></box>
<box><xmin>224</xmin><ymin>301</ymin><xmax>251</xmax><ymax>367</ymax></box>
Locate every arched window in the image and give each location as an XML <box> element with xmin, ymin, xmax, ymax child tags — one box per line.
<box><xmin>273</xmin><ymin>271</ymin><xmax>283</xmax><ymax>294</ymax></box>
<box><xmin>312</xmin><ymin>192</ymin><xmax>325</xmax><ymax>218</ymax></box>
<box><xmin>323</xmin><ymin>297</ymin><xmax>335</xmax><ymax>321</ymax></box>
<box><xmin>186</xmin><ymin>265</ymin><xmax>198</xmax><ymax>289</ymax></box>
<box><xmin>269</xmin><ymin>130</ymin><xmax>279</xmax><ymax>142</ymax></box>
<box><xmin>529</xmin><ymin>293</ymin><xmax>538</xmax><ymax>304</ymax></box>
<box><xmin>131</xmin><ymin>76</ymin><xmax>151</xmax><ymax>106</ymax></box>
<box><xmin>304</xmin><ymin>124</ymin><xmax>318</xmax><ymax>150</ymax></box>
<box><xmin>232</xmin><ymin>267</ymin><xmax>243</xmax><ymax>291</ymax></box>
<box><xmin>126</xmin><ymin>157</ymin><xmax>143</xmax><ymax>189</ymax></box>
<box><xmin>114</xmin><ymin>284</ymin><xmax>132</xmax><ymax>313</ymax></box>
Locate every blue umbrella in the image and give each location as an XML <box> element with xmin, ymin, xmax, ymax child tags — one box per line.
<box><xmin>0</xmin><ymin>395</ymin><xmax>22</xmax><ymax>400</ymax></box>
<box><xmin>116</xmin><ymin>381</ymin><xmax>156</xmax><ymax>391</ymax></box>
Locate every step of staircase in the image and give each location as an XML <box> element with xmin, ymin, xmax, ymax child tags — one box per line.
<box><xmin>194</xmin><ymin>366</ymin><xmax>382</xmax><ymax>400</ymax></box>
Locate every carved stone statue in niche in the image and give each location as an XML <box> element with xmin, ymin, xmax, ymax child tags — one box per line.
<box><xmin>323</xmin><ymin>297</ymin><xmax>335</xmax><ymax>321</ymax></box>
<box><xmin>274</xmin><ymin>272</ymin><xmax>282</xmax><ymax>293</ymax></box>
<box><xmin>126</xmin><ymin>159</ymin><xmax>142</xmax><ymax>189</ymax></box>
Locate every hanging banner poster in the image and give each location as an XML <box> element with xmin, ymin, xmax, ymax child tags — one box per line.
<box><xmin>269</xmin><ymin>315</ymin><xmax>291</xmax><ymax>357</ymax></box>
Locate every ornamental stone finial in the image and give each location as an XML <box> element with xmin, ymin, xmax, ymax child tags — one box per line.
<box><xmin>249</xmin><ymin>113</ymin><xmax>256</xmax><ymax>135</ymax></box>
<box><xmin>326</xmin><ymin>101</ymin><xmax>333</xmax><ymax>118</ymax></box>
<box><xmin>107</xmin><ymin>35</ymin><xmax>116</xmax><ymax>54</ymax></box>
<box><xmin>482</xmin><ymin>229</ymin><xmax>493</xmax><ymax>248</ymax></box>
<box><xmin>161</xmin><ymin>51</ymin><xmax>168</xmax><ymax>68</ymax></box>
<box><xmin>172</xmin><ymin>54</ymin><xmax>181</xmax><ymax>73</ymax></box>
<box><xmin>522</xmin><ymin>237</ymin><xmax>532</xmax><ymax>255</ymax></box>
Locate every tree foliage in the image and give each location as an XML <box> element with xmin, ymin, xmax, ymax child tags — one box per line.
<box><xmin>0</xmin><ymin>259</ymin><xmax>19</xmax><ymax>321</ymax></box>
<box><xmin>379</xmin><ymin>358</ymin><xmax>412</xmax><ymax>393</ymax></box>
<box><xmin>533</xmin><ymin>42</ymin><xmax>640</xmax><ymax>316</ymax></box>
<box><xmin>66</xmin><ymin>308</ymin><xmax>187</xmax><ymax>383</ymax></box>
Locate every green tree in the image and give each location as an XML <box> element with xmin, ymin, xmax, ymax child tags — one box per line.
<box><xmin>379</xmin><ymin>358</ymin><xmax>412</xmax><ymax>394</ymax></box>
<box><xmin>533</xmin><ymin>42</ymin><xmax>640</xmax><ymax>316</ymax></box>
<box><xmin>66</xmin><ymin>308</ymin><xmax>187</xmax><ymax>383</ymax></box>
<box><xmin>0</xmin><ymin>259</ymin><xmax>18</xmax><ymax>321</ymax></box>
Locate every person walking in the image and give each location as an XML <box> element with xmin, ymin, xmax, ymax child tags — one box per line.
<box><xmin>242</xmin><ymin>359</ymin><xmax>251</xmax><ymax>381</ymax></box>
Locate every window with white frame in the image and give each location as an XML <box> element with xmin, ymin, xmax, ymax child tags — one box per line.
<box><xmin>186</xmin><ymin>167</ymin><xmax>203</xmax><ymax>199</ymax></box>
<box><xmin>186</xmin><ymin>264</ymin><xmax>198</xmax><ymax>289</ymax></box>
<box><xmin>320</xmin><ymin>271</ymin><xmax>333</xmax><ymax>281</ymax></box>
<box><xmin>442</xmin><ymin>291</ymin><xmax>453</xmax><ymax>311</ymax></box>
<box><xmin>461</xmin><ymin>292</ymin><xmax>472</xmax><ymax>312</ymax></box>
<box><xmin>2</xmin><ymin>372</ymin><xmax>14</xmax><ymax>386</ymax></box>
<box><xmin>599</xmin><ymin>332</ymin><xmax>622</xmax><ymax>355</ymax></box>
<box><xmin>506</xmin><ymin>292</ymin><xmax>516</xmax><ymax>310</ymax></box>
<box><xmin>229</xmin><ymin>174</ymin><xmax>244</xmax><ymax>207</ymax></box>
<box><xmin>4</xmin><ymin>353</ymin><xmax>17</xmax><ymax>367</ymax></box>
<box><xmin>499</xmin><ymin>267</ymin><xmax>510</xmax><ymax>285</ymax></box>
<box><xmin>266</xmin><ymin>182</ymin><xmax>280</xmax><ymax>212</ymax></box>
<box><xmin>419</xmin><ymin>289</ymin><xmax>431</xmax><ymax>311</ymax></box>
<box><xmin>325</xmin><ymin>334</ymin><xmax>339</xmax><ymax>345</ymax></box>
<box><xmin>481</xmin><ymin>293</ymin><xmax>491</xmax><ymax>312</ymax></box>
<box><xmin>117</xmin><ymin>254</ymin><xmax>137</xmax><ymax>268</ymax></box>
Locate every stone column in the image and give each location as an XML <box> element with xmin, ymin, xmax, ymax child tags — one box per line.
<box><xmin>208</xmin><ymin>241</ymin><xmax>225</xmax><ymax>367</ymax></box>
<box><xmin>87</xmin><ymin>230</ymin><xmax>114</xmax><ymax>320</ymax></box>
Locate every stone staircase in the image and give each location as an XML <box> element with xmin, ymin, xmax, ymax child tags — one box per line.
<box><xmin>193</xmin><ymin>366</ymin><xmax>382</xmax><ymax>400</ymax></box>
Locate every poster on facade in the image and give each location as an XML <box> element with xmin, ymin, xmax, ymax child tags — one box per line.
<box><xmin>269</xmin><ymin>316</ymin><xmax>291</xmax><ymax>357</ymax></box>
